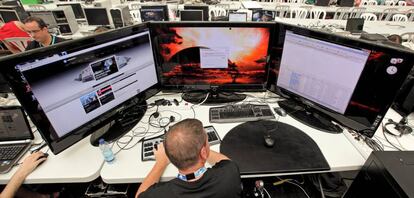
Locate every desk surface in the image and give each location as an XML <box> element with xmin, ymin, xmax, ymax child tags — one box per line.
<box><xmin>100</xmin><ymin>92</ymin><xmax>366</xmax><ymax>184</ymax></box>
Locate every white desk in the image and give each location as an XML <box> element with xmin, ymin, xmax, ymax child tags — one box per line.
<box><xmin>100</xmin><ymin>92</ymin><xmax>366</xmax><ymax>184</ymax></box>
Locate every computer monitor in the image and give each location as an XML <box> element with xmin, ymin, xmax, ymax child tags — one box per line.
<box><xmin>57</xmin><ymin>3</ymin><xmax>85</xmax><ymax>20</ymax></box>
<box><xmin>272</xmin><ymin>23</ymin><xmax>414</xmax><ymax>137</ymax></box>
<box><xmin>84</xmin><ymin>7</ymin><xmax>110</xmax><ymax>26</ymax></box>
<box><xmin>180</xmin><ymin>10</ymin><xmax>203</xmax><ymax>21</ymax></box>
<box><xmin>252</xmin><ymin>10</ymin><xmax>274</xmax><ymax>22</ymax></box>
<box><xmin>0</xmin><ymin>23</ymin><xmax>159</xmax><ymax>154</ymax></box>
<box><xmin>337</xmin><ymin>0</ymin><xmax>354</xmax><ymax>7</ymax></box>
<box><xmin>0</xmin><ymin>9</ymin><xmax>19</xmax><ymax>22</ymax></box>
<box><xmin>140</xmin><ymin>5</ymin><xmax>168</xmax><ymax>22</ymax></box>
<box><xmin>228</xmin><ymin>12</ymin><xmax>247</xmax><ymax>22</ymax></box>
<box><xmin>184</xmin><ymin>5</ymin><xmax>208</xmax><ymax>21</ymax></box>
<box><xmin>150</xmin><ymin>22</ymin><xmax>273</xmax><ymax>104</ymax></box>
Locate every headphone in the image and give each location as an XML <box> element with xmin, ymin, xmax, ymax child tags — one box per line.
<box><xmin>383</xmin><ymin>119</ymin><xmax>413</xmax><ymax>137</ymax></box>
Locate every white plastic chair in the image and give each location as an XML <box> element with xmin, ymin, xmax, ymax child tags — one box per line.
<box><xmin>384</xmin><ymin>0</ymin><xmax>395</xmax><ymax>5</ymax></box>
<box><xmin>129</xmin><ymin>3</ymin><xmax>140</xmax><ymax>10</ymax></box>
<box><xmin>360</xmin><ymin>0</ymin><xmax>369</xmax><ymax>5</ymax></box>
<box><xmin>361</xmin><ymin>13</ymin><xmax>378</xmax><ymax>21</ymax></box>
<box><xmin>380</xmin><ymin>8</ymin><xmax>398</xmax><ymax>21</ymax></box>
<box><xmin>287</xmin><ymin>0</ymin><xmax>297</xmax><ymax>3</ymax></box>
<box><xmin>401</xmin><ymin>32</ymin><xmax>414</xmax><ymax>43</ymax></box>
<box><xmin>275</xmin><ymin>5</ymin><xmax>290</xmax><ymax>18</ymax></box>
<box><xmin>215</xmin><ymin>4</ymin><xmax>230</xmax><ymax>10</ymax></box>
<box><xmin>333</xmin><ymin>7</ymin><xmax>350</xmax><ymax>20</ymax></box>
<box><xmin>28</xmin><ymin>4</ymin><xmax>46</xmax><ymax>10</ymax></box>
<box><xmin>130</xmin><ymin>10</ymin><xmax>141</xmax><ymax>23</ymax></box>
<box><xmin>349</xmin><ymin>7</ymin><xmax>366</xmax><ymax>18</ymax></box>
<box><xmin>311</xmin><ymin>8</ymin><xmax>326</xmax><ymax>19</ymax></box>
<box><xmin>392</xmin><ymin>14</ymin><xmax>408</xmax><ymax>21</ymax></box>
<box><xmin>3</xmin><ymin>37</ymin><xmax>32</xmax><ymax>53</ymax></box>
<box><xmin>407</xmin><ymin>9</ymin><xmax>414</xmax><ymax>21</ymax></box>
<box><xmin>397</xmin><ymin>1</ymin><xmax>406</xmax><ymax>5</ymax></box>
<box><xmin>209</xmin><ymin>7</ymin><xmax>226</xmax><ymax>21</ymax></box>
<box><xmin>367</xmin><ymin>0</ymin><xmax>378</xmax><ymax>5</ymax></box>
<box><xmin>290</xmin><ymin>8</ymin><xmax>308</xmax><ymax>19</ymax></box>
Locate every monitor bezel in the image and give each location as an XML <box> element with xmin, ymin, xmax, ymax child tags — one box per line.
<box><xmin>149</xmin><ymin>21</ymin><xmax>275</xmax><ymax>93</ymax></box>
<box><xmin>140</xmin><ymin>5</ymin><xmax>169</xmax><ymax>21</ymax></box>
<box><xmin>0</xmin><ymin>9</ymin><xmax>19</xmax><ymax>22</ymax></box>
<box><xmin>84</xmin><ymin>7</ymin><xmax>110</xmax><ymax>26</ymax></box>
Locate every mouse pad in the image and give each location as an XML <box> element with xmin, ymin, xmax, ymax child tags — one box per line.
<box><xmin>220</xmin><ymin>120</ymin><xmax>330</xmax><ymax>175</ymax></box>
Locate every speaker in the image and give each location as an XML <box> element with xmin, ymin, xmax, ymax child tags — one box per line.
<box><xmin>393</xmin><ymin>72</ymin><xmax>414</xmax><ymax>116</ymax></box>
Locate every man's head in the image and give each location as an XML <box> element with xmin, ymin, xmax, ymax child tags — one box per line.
<box><xmin>23</xmin><ymin>16</ymin><xmax>49</xmax><ymax>44</ymax></box>
<box><xmin>164</xmin><ymin>119</ymin><xmax>208</xmax><ymax>170</ymax></box>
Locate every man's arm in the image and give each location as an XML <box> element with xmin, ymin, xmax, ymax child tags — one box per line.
<box><xmin>135</xmin><ymin>143</ymin><xmax>170</xmax><ymax>198</ymax></box>
<box><xmin>0</xmin><ymin>152</ymin><xmax>47</xmax><ymax>198</ymax></box>
<box><xmin>207</xmin><ymin>150</ymin><xmax>229</xmax><ymax>166</ymax></box>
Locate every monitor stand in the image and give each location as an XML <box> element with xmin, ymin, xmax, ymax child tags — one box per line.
<box><xmin>182</xmin><ymin>90</ymin><xmax>246</xmax><ymax>104</ymax></box>
<box><xmin>278</xmin><ymin>100</ymin><xmax>342</xmax><ymax>134</ymax></box>
<box><xmin>90</xmin><ymin>100</ymin><xmax>147</xmax><ymax>146</ymax></box>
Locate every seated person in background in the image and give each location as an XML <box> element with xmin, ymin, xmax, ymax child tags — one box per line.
<box><xmin>0</xmin><ymin>152</ymin><xmax>59</xmax><ymax>198</ymax></box>
<box><xmin>387</xmin><ymin>34</ymin><xmax>403</xmax><ymax>44</ymax></box>
<box><xmin>135</xmin><ymin>119</ymin><xmax>241</xmax><ymax>198</ymax></box>
<box><xmin>23</xmin><ymin>17</ymin><xmax>66</xmax><ymax>51</ymax></box>
<box><xmin>0</xmin><ymin>20</ymin><xmax>30</xmax><ymax>54</ymax></box>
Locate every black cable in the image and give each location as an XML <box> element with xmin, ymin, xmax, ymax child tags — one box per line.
<box><xmin>381</xmin><ymin>123</ymin><xmax>403</xmax><ymax>151</ymax></box>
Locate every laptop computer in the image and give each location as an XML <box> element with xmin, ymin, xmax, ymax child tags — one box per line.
<box><xmin>346</xmin><ymin>18</ymin><xmax>365</xmax><ymax>34</ymax></box>
<box><xmin>0</xmin><ymin>106</ymin><xmax>34</xmax><ymax>174</ymax></box>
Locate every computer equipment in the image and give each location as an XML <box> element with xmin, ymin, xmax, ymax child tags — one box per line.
<box><xmin>315</xmin><ymin>0</ymin><xmax>330</xmax><ymax>6</ymax></box>
<box><xmin>184</xmin><ymin>5</ymin><xmax>208</xmax><ymax>21</ymax></box>
<box><xmin>0</xmin><ymin>23</ymin><xmax>159</xmax><ymax>154</ymax></box>
<box><xmin>84</xmin><ymin>7</ymin><xmax>111</xmax><ymax>26</ymax></box>
<box><xmin>204</xmin><ymin>125</ymin><xmax>221</xmax><ymax>145</ymax></box>
<box><xmin>180</xmin><ymin>10</ymin><xmax>203</xmax><ymax>21</ymax></box>
<box><xmin>27</xmin><ymin>10</ymin><xmax>59</xmax><ymax>28</ymax></box>
<box><xmin>0</xmin><ymin>9</ymin><xmax>19</xmax><ymax>22</ymax></box>
<box><xmin>110</xmin><ymin>5</ymin><xmax>132</xmax><ymax>28</ymax></box>
<box><xmin>274</xmin><ymin>107</ymin><xmax>286</xmax><ymax>117</ymax></box>
<box><xmin>56</xmin><ymin>2</ymin><xmax>85</xmax><ymax>20</ymax></box>
<box><xmin>0</xmin><ymin>106</ymin><xmax>34</xmax><ymax>174</ymax></box>
<box><xmin>252</xmin><ymin>10</ymin><xmax>274</xmax><ymax>22</ymax></box>
<box><xmin>150</xmin><ymin>22</ymin><xmax>273</xmax><ymax>104</ymax></box>
<box><xmin>393</xmin><ymin>71</ymin><xmax>414</xmax><ymax>116</ymax></box>
<box><xmin>228</xmin><ymin>12</ymin><xmax>247</xmax><ymax>22</ymax></box>
<box><xmin>337</xmin><ymin>0</ymin><xmax>354</xmax><ymax>7</ymax></box>
<box><xmin>51</xmin><ymin>6</ymin><xmax>79</xmax><ymax>35</ymax></box>
<box><xmin>140</xmin><ymin>5</ymin><xmax>169</xmax><ymax>22</ymax></box>
<box><xmin>0</xmin><ymin>5</ymin><xmax>28</xmax><ymax>22</ymax></box>
<box><xmin>209</xmin><ymin>104</ymin><xmax>275</xmax><ymax>123</ymax></box>
<box><xmin>271</xmin><ymin>23</ymin><xmax>414</xmax><ymax>137</ymax></box>
<box><xmin>345</xmin><ymin>18</ymin><xmax>364</xmax><ymax>34</ymax></box>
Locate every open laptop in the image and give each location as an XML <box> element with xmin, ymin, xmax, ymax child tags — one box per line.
<box><xmin>0</xmin><ymin>106</ymin><xmax>34</xmax><ymax>174</ymax></box>
<box><xmin>346</xmin><ymin>18</ymin><xmax>365</xmax><ymax>34</ymax></box>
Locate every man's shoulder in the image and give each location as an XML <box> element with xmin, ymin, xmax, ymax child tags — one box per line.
<box><xmin>139</xmin><ymin>181</ymin><xmax>175</xmax><ymax>198</ymax></box>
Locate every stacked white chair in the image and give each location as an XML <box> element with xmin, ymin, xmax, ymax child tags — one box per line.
<box><xmin>311</xmin><ymin>9</ymin><xmax>326</xmax><ymax>19</ymax></box>
<box><xmin>392</xmin><ymin>14</ymin><xmax>408</xmax><ymax>21</ymax></box>
<box><xmin>361</xmin><ymin>13</ymin><xmax>378</xmax><ymax>21</ymax></box>
<box><xmin>397</xmin><ymin>1</ymin><xmax>407</xmax><ymax>5</ymax></box>
<box><xmin>290</xmin><ymin>8</ymin><xmax>308</xmax><ymax>19</ymax></box>
<box><xmin>209</xmin><ymin>7</ymin><xmax>227</xmax><ymax>21</ymax></box>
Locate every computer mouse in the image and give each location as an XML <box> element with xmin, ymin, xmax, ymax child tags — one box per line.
<box><xmin>274</xmin><ymin>107</ymin><xmax>287</xmax><ymax>117</ymax></box>
<box><xmin>264</xmin><ymin>136</ymin><xmax>275</xmax><ymax>148</ymax></box>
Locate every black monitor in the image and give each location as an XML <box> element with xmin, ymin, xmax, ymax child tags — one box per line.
<box><xmin>150</xmin><ymin>22</ymin><xmax>273</xmax><ymax>104</ymax></box>
<box><xmin>140</xmin><ymin>5</ymin><xmax>169</xmax><ymax>22</ymax></box>
<box><xmin>337</xmin><ymin>0</ymin><xmax>354</xmax><ymax>7</ymax></box>
<box><xmin>180</xmin><ymin>10</ymin><xmax>203</xmax><ymax>21</ymax></box>
<box><xmin>57</xmin><ymin>3</ymin><xmax>85</xmax><ymax>19</ymax></box>
<box><xmin>184</xmin><ymin>5</ymin><xmax>209</xmax><ymax>21</ymax></box>
<box><xmin>84</xmin><ymin>7</ymin><xmax>110</xmax><ymax>26</ymax></box>
<box><xmin>252</xmin><ymin>10</ymin><xmax>274</xmax><ymax>22</ymax></box>
<box><xmin>0</xmin><ymin>23</ymin><xmax>159</xmax><ymax>154</ymax></box>
<box><xmin>271</xmin><ymin>23</ymin><xmax>414</xmax><ymax>137</ymax></box>
<box><xmin>0</xmin><ymin>9</ymin><xmax>19</xmax><ymax>22</ymax></box>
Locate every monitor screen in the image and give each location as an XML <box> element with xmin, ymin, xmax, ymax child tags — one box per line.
<box><xmin>0</xmin><ymin>9</ymin><xmax>19</xmax><ymax>22</ymax></box>
<box><xmin>0</xmin><ymin>24</ymin><xmax>159</xmax><ymax>154</ymax></box>
<box><xmin>252</xmin><ymin>10</ymin><xmax>274</xmax><ymax>22</ymax></box>
<box><xmin>184</xmin><ymin>5</ymin><xmax>208</xmax><ymax>21</ymax></box>
<box><xmin>84</xmin><ymin>7</ymin><xmax>110</xmax><ymax>26</ymax></box>
<box><xmin>228</xmin><ymin>13</ymin><xmax>247</xmax><ymax>22</ymax></box>
<box><xmin>57</xmin><ymin>3</ymin><xmax>85</xmax><ymax>19</ymax></box>
<box><xmin>272</xmin><ymin>23</ymin><xmax>414</xmax><ymax>136</ymax></box>
<box><xmin>150</xmin><ymin>22</ymin><xmax>272</xmax><ymax>93</ymax></box>
<box><xmin>140</xmin><ymin>5</ymin><xmax>168</xmax><ymax>22</ymax></box>
<box><xmin>180</xmin><ymin>10</ymin><xmax>203</xmax><ymax>21</ymax></box>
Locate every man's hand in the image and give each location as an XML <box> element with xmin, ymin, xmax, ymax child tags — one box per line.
<box><xmin>154</xmin><ymin>143</ymin><xmax>169</xmax><ymax>167</ymax></box>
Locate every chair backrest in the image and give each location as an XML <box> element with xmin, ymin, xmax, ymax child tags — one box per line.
<box><xmin>311</xmin><ymin>9</ymin><xmax>326</xmax><ymax>19</ymax></box>
<box><xmin>380</xmin><ymin>8</ymin><xmax>398</xmax><ymax>21</ymax></box>
<box><xmin>397</xmin><ymin>1</ymin><xmax>406</xmax><ymax>5</ymax></box>
<box><xmin>367</xmin><ymin>0</ymin><xmax>378</xmax><ymax>5</ymax></box>
<box><xmin>401</xmin><ymin>32</ymin><xmax>414</xmax><ymax>43</ymax></box>
<box><xmin>361</xmin><ymin>13</ymin><xmax>377</xmax><ymax>21</ymax></box>
<box><xmin>290</xmin><ymin>8</ymin><xmax>308</xmax><ymax>19</ymax></box>
<box><xmin>129</xmin><ymin>3</ymin><xmax>140</xmax><ymax>10</ymax></box>
<box><xmin>275</xmin><ymin>5</ymin><xmax>290</xmax><ymax>18</ymax></box>
<box><xmin>3</xmin><ymin>37</ymin><xmax>32</xmax><ymax>53</ymax></box>
<box><xmin>287</xmin><ymin>0</ymin><xmax>297</xmax><ymax>3</ymax></box>
<box><xmin>407</xmin><ymin>9</ymin><xmax>414</xmax><ymax>21</ymax></box>
<box><xmin>392</xmin><ymin>13</ymin><xmax>408</xmax><ymax>21</ymax></box>
<box><xmin>28</xmin><ymin>4</ymin><xmax>46</xmax><ymax>10</ymax></box>
<box><xmin>334</xmin><ymin>7</ymin><xmax>350</xmax><ymax>20</ymax></box>
<box><xmin>350</xmin><ymin>7</ymin><xmax>366</xmax><ymax>18</ymax></box>
<box><xmin>360</xmin><ymin>0</ymin><xmax>369</xmax><ymax>5</ymax></box>
<box><xmin>130</xmin><ymin>10</ymin><xmax>141</xmax><ymax>23</ymax></box>
<box><xmin>209</xmin><ymin>7</ymin><xmax>226</xmax><ymax>20</ymax></box>
<box><xmin>215</xmin><ymin>4</ymin><xmax>230</xmax><ymax>10</ymax></box>
<box><xmin>384</xmin><ymin>0</ymin><xmax>395</xmax><ymax>5</ymax></box>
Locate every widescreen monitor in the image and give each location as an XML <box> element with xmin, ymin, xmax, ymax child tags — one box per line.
<box><xmin>150</xmin><ymin>22</ymin><xmax>273</xmax><ymax>104</ymax></box>
<box><xmin>183</xmin><ymin>5</ymin><xmax>208</xmax><ymax>21</ymax></box>
<box><xmin>84</xmin><ymin>7</ymin><xmax>110</xmax><ymax>26</ymax></box>
<box><xmin>273</xmin><ymin>23</ymin><xmax>414</xmax><ymax>137</ymax></box>
<box><xmin>140</xmin><ymin>5</ymin><xmax>168</xmax><ymax>22</ymax></box>
<box><xmin>57</xmin><ymin>3</ymin><xmax>85</xmax><ymax>19</ymax></box>
<box><xmin>0</xmin><ymin>23</ymin><xmax>159</xmax><ymax>154</ymax></box>
<box><xmin>0</xmin><ymin>9</ymin><xmax>19</xmax><ymax>22</ymax></box>
<box><xmin>252</xmin><ymin>10</ymin><xmax>274</xmax><ymax>22</ymax></box>
<box><xmin>180</xmin><ymin>10</ymin><xmax>203</xmax><ymax>21</ymax></box>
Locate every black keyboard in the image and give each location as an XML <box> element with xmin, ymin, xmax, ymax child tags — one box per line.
<box><xmin>209</xmin><ymin>104</ymin><xmax>275</xmax><ymax>123</ymax></box>
<box><xmin>0</xmin><ymin>144</ymin><xmax>26</xmax><ymax>160</ymax></box>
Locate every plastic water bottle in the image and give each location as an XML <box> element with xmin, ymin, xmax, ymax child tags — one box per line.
<box><xmin>99</xmin><ymin>138</ymin><xmax>115</xmax><ymax>163</ymax></box>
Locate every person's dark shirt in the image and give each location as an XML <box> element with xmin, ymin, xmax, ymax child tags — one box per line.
<box><xmin>25</xmin><ymin>36</ymin><xmax>67</xmax><ymax>51</ymax></box>
<box><xmin>140</xmin><ymin>160</ymin><xmax>241</xmax><ymax>198</ymax></box>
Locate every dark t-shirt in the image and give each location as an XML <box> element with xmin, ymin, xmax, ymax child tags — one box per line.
<box><xmin>25</xmin><ymin>36</ymin><xmax>67</xmax><ymax>51</ymax></box>
<box><xmin>140</xmin><ymin>160</ymin><xmax>241</xmax><ymax>198</ymax></box>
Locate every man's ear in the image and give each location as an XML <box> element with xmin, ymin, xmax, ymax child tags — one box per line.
<box><xmin>200</xmin><ymin>142</ymin><xmax>209</xmax><ymax>161</ymax></box>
